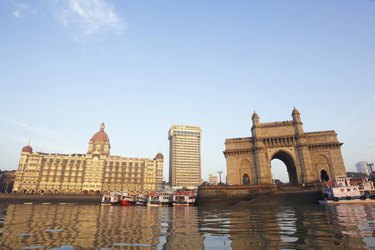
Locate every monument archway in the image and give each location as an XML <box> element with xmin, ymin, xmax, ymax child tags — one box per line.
<box><xmin>243</xmin><ymin>174</ymin><xmax>250</xmax><ymax>185</ymax></box>
<box><xmin>271</xmin><ymin>151</ymin><xmax>298</xmax><ymax>184</ymax></box>
<box><xmin>224</xmin><ymin>109</ymin><xmax>347</xmax><ymax>185</ymax></box>
<box><xmin>320</xmin><ymin>170</ymin><xmax>329</xmax><ymax>182</ymax></box>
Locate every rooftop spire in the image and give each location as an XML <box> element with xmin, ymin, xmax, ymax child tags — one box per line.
<box><xmin>100</xmin><ymin>122</ymin><xmax>105</xmax><ymax>131</ymax></box>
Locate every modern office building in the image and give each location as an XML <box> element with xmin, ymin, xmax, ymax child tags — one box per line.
<box><xmin>356</xmin><ymin>161</ymin><xmax>373</xmax><ymax>175</ymax></box>
<box><xmin>168</xmin><ymin>125</ymin><xmax>201</xmax><ymax>188</ymax></box>
<box><xmin>13</xmin><ymin>123</ymin><xmax>164</xmax><ymax>194</ymax></box>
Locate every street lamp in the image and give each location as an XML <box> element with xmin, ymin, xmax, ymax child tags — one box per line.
<box><xmin>218</xmin><ymin>171</ymin><xmax>223</xmax><ymax>185</ymax></box>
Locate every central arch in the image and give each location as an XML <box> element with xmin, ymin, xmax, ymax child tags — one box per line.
<box><xmin>271</xmin><ymin>151</ymin><xmax>298</xmax><ymax>184</ymax></box>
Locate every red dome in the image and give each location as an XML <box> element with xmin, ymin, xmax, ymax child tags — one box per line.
<box><xmin>22</xmin><ymin>145</ymin><xmax>33</xmax><ymax>153</ymax></box>
<box><xmin>90</xmin><ymin>123</ymin><xmax>110</xmax><ymax>143</ymax></box>
<box><xmin>155</xmin><ymin>153</ymin><xmax>164</xmax><ymax>160</ymax></box>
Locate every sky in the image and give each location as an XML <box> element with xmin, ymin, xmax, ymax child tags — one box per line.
<box><xmin>0</xmin><ymin>0</ymin><xmax>374</xmax><ymax>183</ymax></box>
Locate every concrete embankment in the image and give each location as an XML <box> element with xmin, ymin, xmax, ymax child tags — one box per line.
<box><xmin>0</xmin><ymin>193</ymin><xmax>102</xmax><ymax>204</ymax></box>
<box><xmin>196</xmin><ymin>184</ymin><xmax>278</xmax><ymax>206</ymax></box>
<box><xmin>196</xmin><ymin>184</ymin><xmax>322</xmax><ymax>206</ymax></box>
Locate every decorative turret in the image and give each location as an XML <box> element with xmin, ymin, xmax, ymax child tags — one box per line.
<box><xmin>252</xmin><ymin>111</ymin><xmax>260</xmax><ymax>126</ymax></box>
<box><xmin>88</xmin><ymin>123</ymin><xmax>110</xmax><ymax>156</ymax></box>
<box><xmin>292</xmin><ymin>107</ymin><xmax>301</xmax><ymax>123</ymax></box>
<box><xmin>292</xmin><ymin>107</ymin><xmax>304</xmax><ymax>134</ymax></box>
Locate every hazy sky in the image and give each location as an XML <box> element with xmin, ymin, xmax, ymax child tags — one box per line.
<box><xmin>0</xmin><ymin>0</ymin><xmax>374</xmax><ymax>183</ymax></box>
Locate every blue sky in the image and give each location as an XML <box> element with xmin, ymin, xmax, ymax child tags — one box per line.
<box><xmin>0</xmin><ymin>0</ymin><xmax>374</xmax><ymax>183</ymax></box>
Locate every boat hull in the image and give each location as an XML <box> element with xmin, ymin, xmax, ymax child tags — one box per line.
<box><xmin>120</xmin><ymin>200</ymin><xmax>135</xmax><ymax>206</ymax></box>
<box><xmin>319</xmin><ymin>198</ymin><xmax>375</xmax><ymax>205</ymax></box>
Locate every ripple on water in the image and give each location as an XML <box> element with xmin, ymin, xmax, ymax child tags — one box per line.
<box><xmin>50</xmin><ymin>245</ymin><xmax>75</xmax><ymax>250</ymax></box>
<box><xmin>21</xmin><ymin>246</ymin><xmax>46</xmax><ymax>249</ymax></box>
<box><xmin>113</xmin><ymin>242</ymin><xmax>154</xmax><ymax>247</ymax></box>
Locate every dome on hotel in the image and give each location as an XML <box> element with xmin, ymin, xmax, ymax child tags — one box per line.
<box><xmin>22</xmin><ymin>145</ymin><xmax>33</xmax><ymax>153</ymax></box>
<box><xmin>155</xmin><ymin>153</ymin><xmax>164</xmax><ymax>160</ymax></box>
<box><xmin>90</xmin><ymin>123</ymin><xmax>110</xmax><ymax>143</ymax></box>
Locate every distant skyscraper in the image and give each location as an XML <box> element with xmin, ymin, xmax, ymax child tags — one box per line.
<box><xmin>356</xmin><ymin>161</ymin><xmax>373</xmax><ymax>175</ymax></box>
<box><xmin>168</xmin><ymin>125</ymin><xmax>201</xmax><ymax>188</ymax></box>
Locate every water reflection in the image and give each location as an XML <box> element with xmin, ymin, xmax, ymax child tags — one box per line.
<box><xmin>0</xmin><ymin>203</ymin><xmax>374</xmax><ymax>249</ymax></box>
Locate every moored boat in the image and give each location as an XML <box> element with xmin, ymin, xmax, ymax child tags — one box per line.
<box><xmin>319</xmin><ymin>175</ymin><xmax>375</xmax><ymax>204</ymax></box>
<box><xmin>172</xmin><ymin>190</ymin><xmax>196</xmax><ymax>206</ymax></box>
<box><xmin>147</xmin><ymin>192</ymin><xmax>172</xmax><ymax>206</ymax></box>
<box><xmin>101</xmin><ymin>192</ymin><xmax>135</xmax><ymax>206</ymax></box>
<box><xmin>135</xmin><ymin>195</ymin><xmax>148</xmax><ymax>206</ymax></box>
<box><xmin>101</xmin><ymin>194</ymin><xmax>112</xmax><ymax>205</ymax></box>
<box><xmin>119</xmin><ymin>193</ymin><xmax>135</xmax><ymax>206</ymax></box>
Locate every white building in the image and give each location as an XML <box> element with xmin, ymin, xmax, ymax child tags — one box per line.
<box><xmin>168</xmin><ymin>125</ymin><xmax>201</xmax><ymax>188</ymax></box>
<box><xmin>208</xmin><ymin>174</ymin><xmax>218</xmax><ymax>185</ymax></box>
<box><xmin>356</xmin><ymin>161</ymin><xmax>373</xmax><ymax>175</ymax></box>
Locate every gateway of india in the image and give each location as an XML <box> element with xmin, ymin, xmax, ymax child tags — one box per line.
<box><xmin>224</xmin><ymin>108</ymin><xmax>346</xmax><ymax>185</ymax></box>
<box><xmin>13</xmin><ymin>123</ymin><xmax>164</xmax><ymax>195</ymax></box>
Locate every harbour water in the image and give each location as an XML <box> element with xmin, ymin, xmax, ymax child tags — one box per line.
<box><xmin>0</xmin><ymin>203</ymin><xmax>374</xmax><ymax>249</ymax></box>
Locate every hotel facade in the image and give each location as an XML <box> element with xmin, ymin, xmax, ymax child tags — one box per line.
<box><xmin>168</xmin><ymin>125</ymin><xmax>202</xmax><ymax>188</ymax></box>
<box><xmin>13</xmin><ymin>123</ymin><xmax>164</xmax><ymax>195</ymax></box>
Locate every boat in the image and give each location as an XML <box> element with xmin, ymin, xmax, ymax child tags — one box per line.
<box><xmin>172</xmin><ymin>190</ymin><xmax>196</xmax><ymax>206</ymax></box>
<box><xmin>119</xmin><ymin>193</ymin><xmax>135</xmax><ymax>206</ymax></box>
<box><xmin>319</xmin><ymin>175</ymin><xmax>375</xmax><ymax>204</ymax></box>
<box><xmin>101</xmin><ymin>192</ymin><xmax>135</xmax><ymax>206</ymax></box>
<box><xmin>147</xmin><ymin>192</ymin><xmax>172</xmax><ymax>206</ymax></box>
<box><xmin>135</xmin><ymin>195</ymin><xmax>148</xmax><ymax>206</ymax></box>
<box><xmin>101</xmin><ymin>194</ymin><xmax>112</xmax><ymax>205</ymax></box>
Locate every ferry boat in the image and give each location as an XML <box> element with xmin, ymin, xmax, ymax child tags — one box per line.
<box><xmin>147</xmin><ymin>192</ymin><xmax>172</xmax><ymax>206</ymax></box>
<box><xmin>172</xmin><ymin>191</ymin><xmax>196</xmax><ymax>206</ymax></box>
<box><xmin>319</xmin><ymin>175</ymin><xmax>375</xmax><ymax>204</ymax></box>
<box><xmin>135</xmin><ymin>195</ymin><xmax>148</xmax><ymax>206</ymax></box>
<box><xmin>119</xmin><ymin>193</ymin><xmax>135</xmax><ymax>206</ymax></box>
<box><xmin>101</xmin><ymin>194</ymin><xmax>112</xmax><ymax>205</ymax></box>
<box><xmin>101</xmin><ymin>192</ymin><xmax>135</xmax><ymax>206</ymax></box>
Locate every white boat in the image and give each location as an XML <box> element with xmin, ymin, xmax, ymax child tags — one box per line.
<box><xmin>147</xmin><ymin>192</ymin><xmax>172</xmax><ymax>206</ymax></box>
<box><xmin>319</xmin><ymin>175</ymin><xmax>375</xmax><ymax>204</ymax></box>
<box><xmin>319</xmin><ymin>199</ymin><xmax>375</xmax><ymax>204</ymax></box>
<box><xmin>101</xmin><ymin>192</ymin><xmax>135</xmax><ymax>206</ymax></box>
<box><xmin>172</xmin><ymin>191</ymin><xmax>196</xmax><ymax>206</ymax></box>
<box><xmin>135</xmin><ymin>195</ymin><xmax>148</xmax><ymax>206</ymax></box>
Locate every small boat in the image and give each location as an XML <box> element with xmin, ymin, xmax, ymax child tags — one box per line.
<box><xmin>172</xmin><ymin>190</ymin><xmax>196</xmax><ymax>206</ymax></box>
<box><xmin>135</xmin><ymin>195</ymin><xmax>148</xmax><ymax>206</ymax></box>
<box><xmin>319</xmin><ymin>175</ymin><xmax>375</xmax><ymax>204</ymax></box>
<box><xmin>119</xmin><ymin>193</ymin><xmax>135</xmax><ymax>206</ymax></box>
<box><xmin>101</xmin><ymin>194</ymin><xmax>112</xmax><ymax>205</ymax></box>
<box><xmin>147</xmin><ymin>192</ymin><xmax>172</xmax><ymax>206</ymax></box>
<box><xmin>101</xmin><ymin>192</ymin><xmax>135</xmax><ymax>206</ymax></box>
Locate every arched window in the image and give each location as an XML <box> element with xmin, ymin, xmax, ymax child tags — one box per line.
<box><xmin>243</xmin><ymin>174</ymin><xmax>250</xmax><ymax>185</ymax></box>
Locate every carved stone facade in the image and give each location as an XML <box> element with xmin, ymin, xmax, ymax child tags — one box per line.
<box><xmin>13</xmin><ymin>123</ymin><xmax>164</xmax><ymax>194</ymax></box>
<box><xmin>224</xmin><ymin>108</ymin><xmax>346</xmax><ymax>185</ymax></box>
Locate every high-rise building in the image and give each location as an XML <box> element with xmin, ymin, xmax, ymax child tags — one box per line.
<box><xmin>168</xmin><ymin>125</ymin><xmax>201</xmax><ymax>188</ymax></box>
<box><xmin>356</xmin><ymin>161</ymin><xmax>373</xmax><ymax>175</ymax></box>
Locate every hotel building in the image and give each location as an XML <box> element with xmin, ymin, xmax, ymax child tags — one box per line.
<box><xmin>168</xmin><ymin>125</ymin><xmax>201</xmax><ymax>188</ymax></box>
<box><xmin>12</xmin><ymin>123</ymin><xmax>163</xmax><ymax>194</ymax></box>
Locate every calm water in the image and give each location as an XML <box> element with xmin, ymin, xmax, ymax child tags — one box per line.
<box><xmin>0</xmin><ymin>203</ymin><xmax>374</xmax><ymax>249</ymax></box>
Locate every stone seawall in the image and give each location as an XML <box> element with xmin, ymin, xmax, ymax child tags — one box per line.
<box><xmin>0</xmin><ymin>193</ymin><xmax>102</xmax><ymax>204</ymax></box>
<box><xmin>196</xmin><ymin>184</ymin><xmax>278</xmax><ymax>206</ymax></box>
<box><xmin>197</xmin><ymin>184</ymin><xmax>322</xmax><ymax>206</ymax></box>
